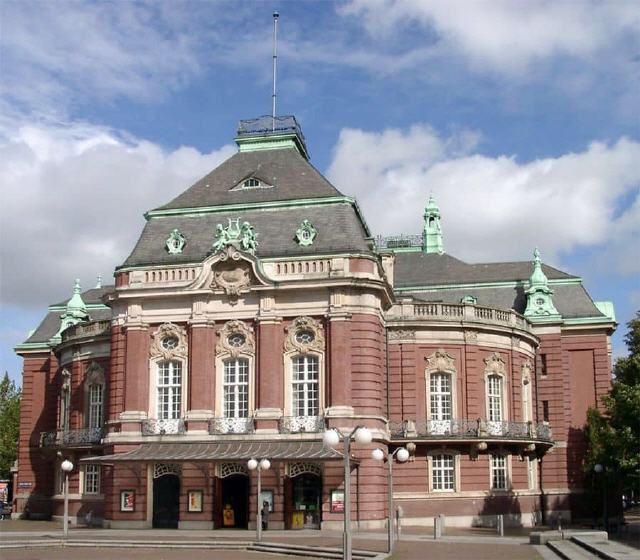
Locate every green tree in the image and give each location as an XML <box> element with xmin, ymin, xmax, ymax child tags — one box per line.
<box><xmin>0</xmin><ymin>372</ymin><xmax>21</xmax><ymax>479</ymax></box>
<box><xmin>585</xmin><ymin>312</ymin><xmax>640</xmax><ymax>497</ymax></box>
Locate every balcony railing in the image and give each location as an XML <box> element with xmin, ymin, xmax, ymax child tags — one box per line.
<box><xmin>278</xmin><ymin>415</ymin><xmax>326</xmax><ymax>434</ymax></box>
<box><xmin>209</xmin><ymin>417</ymin><xmax>255</xmax><ymax>435</ymax></box>
<box><xmin>142</xmin><ymin>418</ymin><xmax>186</xmax><ymax>435</ymax></box>
<box><xmin>61</xmin><ymin>320</ymin><xmax>111</xmax><ymax>343</ymax></box>
<box><xmin>40</xmin><ymin>427</ymin><xmax>105</xmax><ymax>448</ymax></box>
<box><xmin>389</xmin><ymin>419</ymin><xmax>552</xmax><ymax>442</ymax></box>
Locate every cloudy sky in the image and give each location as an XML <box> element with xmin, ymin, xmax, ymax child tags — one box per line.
<box><xmin>1</xmin><ymin>0</ymin><xmax>639</xmax><ymax>383</ymax></box>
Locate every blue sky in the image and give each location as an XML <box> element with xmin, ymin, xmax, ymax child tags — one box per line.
<box><xmin>1</xmin><ymin>0</ymin><xmax>639</xmax><ymax>384</ymax></box>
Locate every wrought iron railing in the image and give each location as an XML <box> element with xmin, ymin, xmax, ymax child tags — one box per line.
<box><xmin>388</xmin><ymin>419</ymin><xmax>552</xmax><ymax>441</ymax></box>
<box><xmin>278</xmin><ymin>415</ymin><xmax>326</xmax><ymax>434</ymax></box>
<box><xmin>40</xmin><ymin>427</ymin><xmax>105</xmax><ymax>447</ymax></box>
<box><xmin>375</xmin><ymin>234</ymin><xmax>422</xmax><ymax>250</ymax></box>
<box><xmin>61</xmin><ymin>320</ymin><xmax>111</xmax><ymax>343</ymax></box>
<box><xmin>237</xmin><ymin>115</ymin><xmax>306</xmax><ymax>144</ymax></box>
<box><xmin>209</xmin><ymin>417</ymin><xmax>255</xmax><ymax>435</ymax></box>
<box><xmin>142</xmin><ymin>418</ymin><xmax>186</xmax><ymax>435</ymax></box>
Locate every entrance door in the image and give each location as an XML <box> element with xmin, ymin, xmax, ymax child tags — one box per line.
<box><xmin>289</xmin><ymin>473</ymin><xmax>322</xmax><ymax>529</ymax></box>
<box><xmin>218</xmin><ymin>475</ymin><xmax>249</xmax><ymax>529</ymax></box>
<box><xmin>153</xmin><ymin>474</ymin><xmax>180</xmax><ymax>528</ymax></box>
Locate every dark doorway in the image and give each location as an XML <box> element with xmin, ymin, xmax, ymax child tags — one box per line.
<box><xmin>153</xmin><ymin>474</ymin><xmax>180</xmax><ymax>528</ymax></box>
<box><xmin>287</xmin><ymin>473</ymin><xmax>322</xmax><ymax>529</ymax></box>
<box><xmin>217</xmin><ymin>475</ymin><xmax>249</xmax><ymax>529</ymax></box>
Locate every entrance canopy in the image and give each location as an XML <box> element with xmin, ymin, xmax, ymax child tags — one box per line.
<box><xmin>81</xmin><ymin>440</ymin><xmax>343</xmax><ymax>463</ymax></box>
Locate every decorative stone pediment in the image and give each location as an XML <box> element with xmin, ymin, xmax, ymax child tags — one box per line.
<box><xmin>425</xmin><ymin>349</ymin><xmax>456</xmax><ymax>374</ymax></box>
<box><xmin>521</xmin><ymin>360</ymin><xmax>532</xmax><ymax>384</ymax></box>
<box><xmin>284</xmin><ymin>316</ymin><xmax>324</xmax><ymax>355</ymax></box>
<box><xmin>85</xmin><ymin>361</ymin><xmax>105</xmax><ymax>385</ymax></box>
<box><xmin>216</xmin><ymin>320</ymin><xmax>255</xmax><ymax>358</ymax></box>
<box><xmin>150</xmin><ymin>323</ymin><xmax>188</xmax><ymax>360</ymax></box>
<box><xmin>484</xmin><ymin>352</ymin><xmax>506</xmax><ymax>376</ymax></box>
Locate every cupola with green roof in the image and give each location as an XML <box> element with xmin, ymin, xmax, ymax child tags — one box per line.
<box><xmin>51</xmin><ymin>279</ymin><xmax>90</xmax><ymax>343</ymax></box>
<box><xmin>422</xmin><ymin>195</ymin><xmax>444</xmax><ymax>254</ymax></box>
<box><xmin>524</xmin><ymin>248</ymin><xmax>561</xmax><ymax>321</ymax></box>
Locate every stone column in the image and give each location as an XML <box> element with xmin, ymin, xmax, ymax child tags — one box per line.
<box><xmin>186</xmin><ymin>320</ymin><xmax>215</xmax><ymax>433</ymax></box>
<box><xmin>120</xmin><ymin>322</ymin><xmax>149</xmax><ymax>432</ymax></box>
<box><xmin>326</xmin><ymin>313</ymin><xmax>354</xmax><ymax>417</ymax></box>
<box><xmin>254</xmin><ymin>317</ymin><xmax>283</xmax><ymax>431</ymax></box>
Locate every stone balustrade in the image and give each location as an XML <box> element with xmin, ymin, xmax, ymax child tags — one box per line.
<box><xmin>61</xmin><ymin>320</ymin><xmax>111</xmax><ymax>343</ymax></box>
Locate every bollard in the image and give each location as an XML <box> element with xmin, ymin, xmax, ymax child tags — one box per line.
<box><xmin>497</xmin><ymin>514</ymin><xmax>504</xmax><ymax>536</ymax></box>
<box><xmin>395</xmin><ymin>506</ymin><xmax>403</xmax><ymax>540</ymax></box>
<box><xmin>439</xmin><ymin>513</ymin><xmax>446</xmax><ymax>535</ymax></box>
<box><xmin>434</xmin><ymin>516</ymin><xmax>442</xmax><ymax>539</ymax></box>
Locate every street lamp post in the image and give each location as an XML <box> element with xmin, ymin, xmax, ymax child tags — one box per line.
<box><xmin>248</xmin><ymin>458</ymin><xmax>271</xmax><ymax>542</ymax></box>
<box><xmin>60</xmin><ymin>459</ymin><xmax>74</xmax><ymax>538</ymax></box>
<box><xmin>323</xmin><ymin>426</ymin><xmax>373</xmax><ymax>560</ymax></box>
<box><xmin>594</xmin><ymin>464</ymin><xmax>608</xmax><ymax>533</ymax></box>
<box><xmin>372</xmin><ymin>447</ymin><xmax>409</xmax><ymax>553</ymax></box>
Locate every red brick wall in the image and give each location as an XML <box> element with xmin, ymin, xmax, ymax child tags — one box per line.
<box><xmin>108</xmin><ymin>325</ymin><xmax>126</xmax><ymax>423</ymax></box>
<box><xmin>350</xmin><ymin>314</ymin><xmax>385</xmax><ymax>417</ymax></box>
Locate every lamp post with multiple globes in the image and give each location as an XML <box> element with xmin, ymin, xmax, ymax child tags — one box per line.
<box><xmin>323</xmin><ymin>426</ymin><xmax>373</xmax><ymax>560</ymax></box>
<box><xmin>60</xmin><ymin>459</ymin><xmax>74</xmax><ymax>538</ymax></box>
<box><xmin>248</xmin><ymin>458</ymin><xmax>271</xmax><ymax>542</ymax></box>
<box><xmin>371</xmin><ymin>446</ymin><xmax>410</xmax><ymax>553</ymax></box>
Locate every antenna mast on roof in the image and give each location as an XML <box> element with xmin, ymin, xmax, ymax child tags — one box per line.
<box><xmin>272</xmin><ymin>11</ymin><xmax>279</xmax><ymax>131</ymax></box>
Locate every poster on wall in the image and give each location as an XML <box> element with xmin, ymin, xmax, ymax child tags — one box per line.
<box><xmin>330</xmin><ymin>489</ymin><xmax>344</xmax><ymax>513</ymax></box>
<box><xmin>120</xmin><ymin>489</ymin><xmax>135</xmax><ymax>512</ymax></box>
<box><xmin>188</xmin><ymin>490</ymin><xmax>203</xmax><ymax>513</ymax></box>
<box><xmin>259</xmin><ymin>489</ymin><xmax>274</xmax><ymax>513</ymax></box>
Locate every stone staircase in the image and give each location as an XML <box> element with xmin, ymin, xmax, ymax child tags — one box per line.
<box><xmin>531</xmin><ymin>530</ymin><xmax>639</xmax><ymax>560</ymax></box>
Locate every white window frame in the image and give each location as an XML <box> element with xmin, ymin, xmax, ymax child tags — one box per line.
<box><xmin>522</xmin><ymin>376</ymin><xmax>532</xmax><ymax>423</ymax></box>
<box><xmin>429</xmin><ymin>372</ymin><xmax>453</xmax><ymax>421</ymax></box>
<box><xmin>527</xmin><ymin>457</ymin><xmax>537</xmax><ymax>490</ymax></box>
<box><xmin>427</xmin><ymin>449</ymin><xmax>459</xmax><ymax>493</ymax></box>
<box><xmin>487</xmin><ymin>374</ymin><xmax>504</xmax><ymax>422</ymax></box>
<box><xmin>223</xmin><ymin>358</ymin><xmax>250</xmax><ymax>418</ymax></box>
<box><xmin>155</xmin><ymin>360</ymin><xmax>183</xmax><ymax>421</ymax></box>
<box><xmin>291</xmin><ymin>354</ymin><xmax>320</xmax><ymax>417</ymax></box>
<box><xmin>490</xmin><ymin>454</ymin><xmax>510</xmax><ymax>491</ymax></box>
<box><xmin>83</xmin><ymin>464</ymin><xmax>101</xmax><ymax>495</ymax></box>
<box><xmin>87</xmin><ymin>383</ymin><xmax>104</xmax><ymax>429</ymax></box>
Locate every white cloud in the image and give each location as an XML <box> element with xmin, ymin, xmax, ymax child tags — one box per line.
<box><xmin>341</xmin><ymin>0</ymin><xmax>639</xmax><ymax>75</ymax></box>
<box><xmin>328</xmin><ymin>125</ymin><xmax>640</xmax><ymax>267</ymax></box>
<box><xmin>0</xmin><ymin>119</ymin><xmax>235</xmax><ymax>308</ymax></box>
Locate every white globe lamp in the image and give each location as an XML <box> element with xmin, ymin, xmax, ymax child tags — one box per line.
<box><xmin>371</xmin><ymin>448</ymin><xmax>384</xmax><ymax>462</ymax></box>
<box><xmin>396</xmin><ymin>448</ymin><xmax>410</xmax><ymax>463</ymax></box>
<box><xmin>323</xmin><ymin>429</ymin><xmax>340</xmax><ymax>448</ymax></box>
<box><xmin>354</xmin><ymin>427</ymin><xmax>372</xmax><ymax>445</ymax></box>
<box><xmin>259</xmin><ymin>459</ymin><xmax>271</xmax><ymax>471</ymax></box>
<box><xmin>61</xmin><ymin>459</ymin><xmax>74</xmax><ymax>472</ymax></box>
<box><xmin>247</xmin><ymin>458</ymin><xmax>258</xmax><ymax>471</ymax></box>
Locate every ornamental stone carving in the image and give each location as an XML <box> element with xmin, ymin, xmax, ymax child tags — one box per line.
<box><xmin>521</xmin><ymin>360</ymin><xmax>533</xmax><ymax>384</ymax></box>
<box><xmin>484</xmin><ymin>352</ymin><xmax>507</xmax><ymax>376</ymax></box>
<box><xmin>287</xmin><ymin>462</ymin><xmax>322</xmax><ymax>478</ymax></box>
<box><xmin>61</xmin><ymin>368</ymin><xmax>71</xmax><ymax>392</ymax></box>
<box><xmin>425</xmin><ymin>349</ymin><xmax>456</xmax><ymax>374</ymax></box>
<box><xmin>85</xmin><ymin>361</ymin><xmax>105</xmax><ymax>385</ymax></box>
<box><xmin>389</xmin><ymin>329</ymin><xmax>415</xmax><ymax>341</ymax></box>
<box><xmin>216</xmin><ymin>320</ymin><xmax>255</xmax><ymax>358</ymax></box>
<box><xmin>295</xmin><ymin>220</ymin><xmax>317</xmax><ymax>246</ymax></box>
<box><xmin>284</xmin><ymin>316</ymin><xmax>324</xmax><ymax>355</ymax></box>
<box><xmin>165</xmin><ymin>228</ymin><xmax>186</xmax><ymax>254</ymax></box>
<box><xmin>150</xmin><ymin>323</ymin><xmax>188</xmax><ymax>360</ymax></box>
<box><xmin>210</xmin><ymin>247</ymin><xmax>254</xmax><ymax>305</ymax></box>
<box><xmin>464</xmin><ymin>330</ymin><xmax>478</xmax><ymax>343</ymax></box>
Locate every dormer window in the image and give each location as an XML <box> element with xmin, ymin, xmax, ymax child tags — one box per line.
<box><xmin>243</xmin><ymin>178</ymin><xmax>261</xmax><ymax>188</ymax></box>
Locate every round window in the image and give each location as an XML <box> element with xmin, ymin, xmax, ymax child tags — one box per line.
<box><xmin>161</xmin><ymin>336</ymin><xmax>179</xmax><ymax>350</ymax></box>
<box><xmin>228</xmin><ymin>333</ymin><xmax>246</xmax><ymax>348</ymax></box>
<box><xmin>295</xmin><ymin>330</ymin><xmax>315</xmax><ymax>344</ymax></box>
<box><xmin>535</xmin><ymin>298</ymin><xmax>545</xmax><ymax>306</ymax></box>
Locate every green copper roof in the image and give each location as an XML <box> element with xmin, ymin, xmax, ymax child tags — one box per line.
<box><xmin>524</xmin><ymin>248</ymin><xmax>561</xmax><ymax>321</ymax></box>
<box><xmin>422</xmin><ymin>195</ymin><xmax>444</xmax><ymax>254</ymax></box>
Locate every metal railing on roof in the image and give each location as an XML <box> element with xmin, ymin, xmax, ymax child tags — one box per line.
<box><xmin>237</xmin><ymin>115</ymin><xmax>306</xmax><ymax>143</ymax></box>
<box><xmin>375</xmin><ymin>234</ymin><xmax>422</xmax><ymax>250</ymax></box>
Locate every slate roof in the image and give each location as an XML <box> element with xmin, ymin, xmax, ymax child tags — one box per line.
<box><xmin>405</xmin><ymin>284</ymin><xmax>604</xmax><ymax>319</ymax></box>
<box><xmin>394</xmin><ymin>252</ymin><xmax>576</xmax><ymax>288</ymax></box>
<box><xmin>22</xmin><ymin>287</ymin><xmax>114</xmax><ymax>344</ymax></box>
<box><xmin>154</xmin><ymin>149</ymin><xmax>343</xmax><ymax>211</ymax></box>
<box><xmin>120</xmin><ymin>202</ymin><xmax>371</xmax><ymax>268</ymax></box>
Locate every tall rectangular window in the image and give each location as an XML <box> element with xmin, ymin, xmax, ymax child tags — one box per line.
<box><xmin>542</xmin><ymin>400</ymin><xmax>549</xmax><ymax>422</ymax></box>
<box><xmin>292</xmin><ymin>355</ymin><xmax>319</xmax><ymax>416</ymax></box>
<box><xmin>430</xmin><ymin>373</ymin><xmax>452</xmax><ymax>420</ymax></box>
<box><xmin>432</xmin><ymin>454</ymin><xmax>455</xmax><ymax>491</ymax></box>
<box><xmin>487</xmin><ymin>375</ymin><xmax>503</xmax><ymax>422</ymax></box>
<box><xmin>224</xmin><ymin>359</ymin><xmax>249</xmax><ymax>418</ymax></box>
<box><xmin>88</xmin><ymin>384</ymin><xmax>103</xmax><ymax>429</ymax></box>
<box><xmin>84</xmin><ymin>464</ymin><xmax>100</xmax><ymax>494</ymax></box>
<box><xmin>157</xmin><ymin>361</ymin><xmax>182</xmax><ymax>420</ymax></box>
<box><xmin>491</xmin><ymin>455</ymin><xmax>508</xmax><ymax>490</ymax></box>
<box><xmin>540</xmin><ymin>354</ymin><xmax>548</xmax><ymax>377</ymax></box>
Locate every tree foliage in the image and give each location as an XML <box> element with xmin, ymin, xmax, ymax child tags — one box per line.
<box><xmin>0</xmin><ymin>372</ymin><xmax>21</xmax><ymax>480</ymax></box>
<box><xmin>585</xmin><ymin>312</ymin><xmax>640</xmax><ymax>495</ymax></box>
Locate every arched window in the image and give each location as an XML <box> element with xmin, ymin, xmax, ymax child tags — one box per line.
<box><xmin>430</xmin><ymin>372</ymin><xmax>452</xmax><ymax>421</ymax></box>
<box><xmin>88</xmin><ymin>383</ymin><xmax>104</xmax><ymax>429</ymax></box>
<box><xmin>487</xmin><ymin>374</ymin><xmax>503</xmax><ymax>422</ymax></box>
<box><xmin>157</xmin><ymin>360</ymin><xmax>182</xmax><ymax>420</ymax></box>
<box><xmin>223</xmin><ymin>358</ymin><xmax>249</xmax><ymax>418</ymax></box>
<box><xmin>292</xmin><ymin>355</ymin><xmax>319</xmax><ymax>417</ymax></box>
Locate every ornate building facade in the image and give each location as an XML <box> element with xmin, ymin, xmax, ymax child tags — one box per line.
<box><xmin>15</xmin><ymin>116</ymin><xmax>616</xmax><ymax>529</ymax></box>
